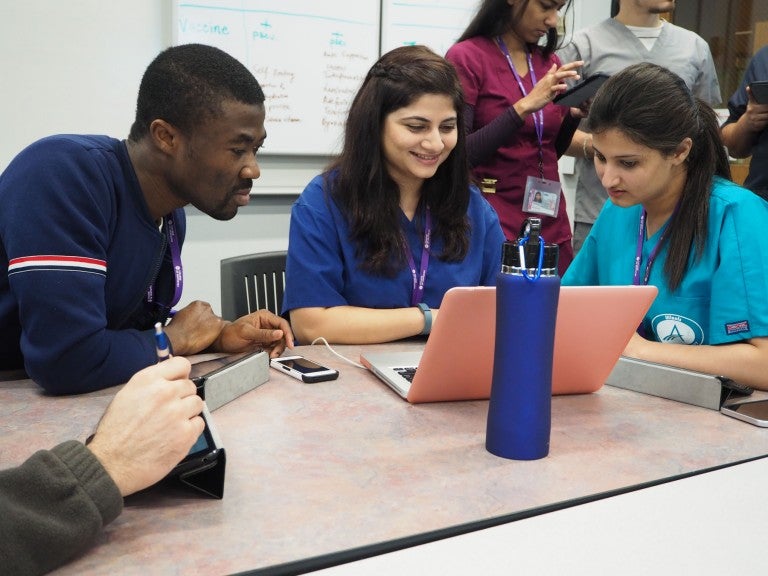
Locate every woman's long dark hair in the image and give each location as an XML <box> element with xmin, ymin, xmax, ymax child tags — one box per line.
<box><xmin>327</xmin><ymin>45</ymin><xmax>471</xmax><ymax>276</ymax></box>
<box><xmin>587</xmin><ymin>62</ymin><xmax>731</xmax><ymax>291</ymax></box>
<box><xmin>457</xmin><ymin>0</ymin><xmax>574</xmax><ymax>56</ymax></box>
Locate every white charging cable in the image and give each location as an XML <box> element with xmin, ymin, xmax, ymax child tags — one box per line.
<box><xmin>310</xmin><ymin>337</ymin><xmax>366</xmax><ymax>369</ymax></box>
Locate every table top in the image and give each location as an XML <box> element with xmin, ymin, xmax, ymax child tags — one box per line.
<box><xmin>308</xmin><ymin>454</ymin><xmax>768</xmax><ymax>575</ymax></box>
<box><xmin>2</xmin><ymin>343</ymin><xmax>766</xmax><ymax>576</ymax></box>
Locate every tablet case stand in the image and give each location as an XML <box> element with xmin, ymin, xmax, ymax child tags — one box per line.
<box><xmin>163</xmin><ymin>403</ymin><xmax>227</xmax><ymax>499</ymax></box>
<box><xmin>177</xmin><ymin>448</ymin><xmax>227</xmax><ymax>499</ymax></box>
<box><xmin>196</xmin><ymin>350</ymin><xmax>270</xmax><ymax>412</ymax></box>
<box><xmin>606</xmin><ymin>356</ymin><xmax>751</xmax><ymax>410</ymax></box>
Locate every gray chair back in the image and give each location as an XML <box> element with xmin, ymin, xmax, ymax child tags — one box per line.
<box><xmin>220</xmin><ymin>251</ymin><xmax>287</xmax><ymax>321</ymax></box>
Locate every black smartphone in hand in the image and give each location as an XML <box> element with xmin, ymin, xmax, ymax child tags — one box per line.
<box><xmin>749</xmin><ymin>81</ymin><xmax>768</xmax><ymax>105</ymax></box>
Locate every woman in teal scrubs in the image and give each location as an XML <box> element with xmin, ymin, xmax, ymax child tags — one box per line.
<box><xmin>564</xmin><ymin>63</ymin><xmax>768</xmax><ymax>390</ymax></box>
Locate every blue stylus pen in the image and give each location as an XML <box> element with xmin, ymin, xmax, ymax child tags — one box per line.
<box><xmin>154</xmin><ymin>322</ymin><xmax>170</xmax><ymax>362</ymax></box>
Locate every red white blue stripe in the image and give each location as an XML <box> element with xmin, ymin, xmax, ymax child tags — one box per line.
<box><xmin>8</xmin><ymin>255</ymin><xmax>107</xmax><ymax>275</ymax></box>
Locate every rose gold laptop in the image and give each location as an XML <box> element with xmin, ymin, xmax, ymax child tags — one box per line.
<box><xmin>360</xmin><ymin>285</ymin><xmax>658</xmax><ymax>403</ymax></box>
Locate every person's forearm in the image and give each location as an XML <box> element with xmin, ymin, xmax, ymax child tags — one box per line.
<box><xmin>26</xmin><ymin>327</ymin><xmax>156</xmax><ymax>395</ymax></box>
<box><xmin>564</xmin><ymin>129</ymin><xmax>590</xmax><ymax>158</ymax></box>
<box><xmin>721</xmin><ymin>117</ymin><xmax>759</xmax><ymax>158</ymax></box>
<box><xmin>625</xmin><ymin>337</ymin><xmax>768</xmax><ymax>390</ymax></box>
<box><xmin>465</xmin><ymin>105</ymin><xmax>524</xmax><ymax>167</ymax></box>
<box><xmin>290</xmin><ymin>305</ymin><xmax>430</xmax><ymax>344</ymax></box>
<box><xmin>0</xmin><ymin>441</ymin><xmax>123</xmax><ymax>576</ymax></box>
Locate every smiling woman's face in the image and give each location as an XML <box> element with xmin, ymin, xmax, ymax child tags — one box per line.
<box><xmin>381</xmin><ymin>93</ymin><xmax>458</xmax><ymax>195</ymax></box>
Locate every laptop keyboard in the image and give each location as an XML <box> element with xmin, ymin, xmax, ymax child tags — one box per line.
<box><xmin>394</xmin><ymin>367</ymin><xmax>417</xmax><ymax>382</ymax></box>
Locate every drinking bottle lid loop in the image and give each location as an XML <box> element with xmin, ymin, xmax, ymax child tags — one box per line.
<box><xmin>518</xmin><ymin>234</ymin><xmax>545</xmax><ymax>281</ymax></box>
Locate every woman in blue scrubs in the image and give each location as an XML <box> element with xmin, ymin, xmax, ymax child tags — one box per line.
<box><xmin>283</xmin><ymin>45</ymin><xmax>504</xmax><ymax>344</ymax></box>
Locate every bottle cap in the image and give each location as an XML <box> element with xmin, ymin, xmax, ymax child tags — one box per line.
<box><xmin>501</xmin><ymin>218</ymin><xmax>559</xmax><ymax>275</ymax></box>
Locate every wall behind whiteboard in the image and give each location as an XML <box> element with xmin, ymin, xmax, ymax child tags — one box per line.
<box><xmin>0</xmin><ymin>1</ymin><xmax>169</xmax><ymax>174</ymax></box>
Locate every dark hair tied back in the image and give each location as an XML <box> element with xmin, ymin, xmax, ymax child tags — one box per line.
<box><xmin>588</xmin><ymin>62</ymin><xmax>731</xmax><ymax>291</ymax></box>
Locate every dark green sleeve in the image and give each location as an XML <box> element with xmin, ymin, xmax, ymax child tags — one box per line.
<box><xmin>0</xmin><ymin>440</ymin><xmax>123</xmax><ymax>576</ymax></box>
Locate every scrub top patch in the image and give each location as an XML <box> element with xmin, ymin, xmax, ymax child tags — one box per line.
<box><xmin>725</xmin><ymin>320</ymin><xmax>750</xmax><ymax>335</ymax></box>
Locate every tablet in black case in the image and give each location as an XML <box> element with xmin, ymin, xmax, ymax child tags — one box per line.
<box><xmin>192</xmin><ymin>349</ymin><xmax>269</xmax><ymax>412</ymax></box>
<box><xmin>165</xmin><ymin>403</ymin><xmax>226</xmax><ymax>499</ymax></box>
<box><xmin>553</xmin><ymin>73</ymin><xmax>610</xmax><ymax>107</ymax></box>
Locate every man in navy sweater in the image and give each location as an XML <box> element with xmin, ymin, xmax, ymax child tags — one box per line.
<box><xmin>0</xmin><ymin>44</ymin><xmax>293</xmax><ymax>394</ymax></box>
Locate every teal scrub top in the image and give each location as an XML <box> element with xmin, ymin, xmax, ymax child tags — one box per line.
<box><xmin>563</xmin><ymin>177</ymin><xmax>768</xmax><ymax>345</ymax></box>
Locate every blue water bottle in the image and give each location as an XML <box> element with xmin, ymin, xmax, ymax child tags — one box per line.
<box><xmin>486</xmin><ymin>218</ymin><xmax>560</xmax><ymax>460</ymax></box>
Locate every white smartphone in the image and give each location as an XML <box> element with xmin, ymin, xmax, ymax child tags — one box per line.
<box><xmin>721</xmin><ymin>399</ymin><xmax>768</xmax><ymax>427</ymax></box>
<box><xmin>270</xmin><ymin>355</ymin><xmax>339</xmax><ymax>383</ymax></box>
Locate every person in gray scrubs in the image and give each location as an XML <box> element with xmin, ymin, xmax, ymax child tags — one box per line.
<box><xmin>557</xmin><ymin>0</ymin><xmax>721</xmax><ymax>253</ymax></box>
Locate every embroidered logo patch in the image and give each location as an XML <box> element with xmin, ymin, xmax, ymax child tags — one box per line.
<box><xmin>725</xmin><ymin>320</ymin><xmax>750</xmax><ymax>335</ymax></box>
<box><xmin>650</xmin><ymin>314</ymin><xmax>704</xmax><ymax>345</ymax></box>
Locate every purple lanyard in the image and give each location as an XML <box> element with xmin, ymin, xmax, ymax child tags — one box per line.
<box><xmin>633</xmin><ymin>209</ymin><xmax>673</xmax><ymax>286</ymax></box>
<box><xmin>147</xmin><ymin>213</ymin><xmax>183</xmax><ymax>309</ymax></box>
<box><xmin>496</xmin><ymin>36</ymin><xmax>545</xmax><ymax>178</ymax></box>
<box><xmin>405</xmin><ymin>206</ymin><xmax>432</xmax><ymax>307</ymax></box>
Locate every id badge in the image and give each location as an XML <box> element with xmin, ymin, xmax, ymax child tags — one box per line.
<box><xmin>523</xmin><ymin>176</ymin><xmax>561</xmax><ymax>217</ymax></box>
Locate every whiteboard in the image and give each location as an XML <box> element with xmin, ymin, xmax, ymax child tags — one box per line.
<box><xmin>175</xmin><ymin>1</ymin><xmax>380</xmax><ymax>155</ymax></box>
<box><xmin>380</xmin><ymin>0</ymin><xmax>479</xmax><ymax>56</ymax></box>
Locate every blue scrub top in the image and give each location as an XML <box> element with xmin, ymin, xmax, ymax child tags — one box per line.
<box><xmin>283</xmin><ymin>173</ymin><xmax>505</xmax><ymax>313</ymax></box>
